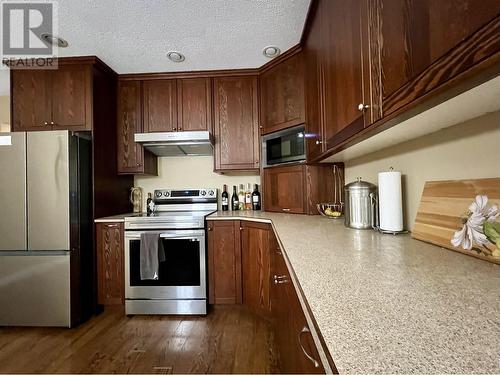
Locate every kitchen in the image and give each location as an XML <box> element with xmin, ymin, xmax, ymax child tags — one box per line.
<box><xmin>0</xmin><ymin>1</ymin><xmax>499</xmax><ymax>374</ymax></box>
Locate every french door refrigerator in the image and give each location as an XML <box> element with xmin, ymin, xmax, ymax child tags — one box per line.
<box><xmin>0</xmin><ymin>131</ymin><xmax>92</xmax><ymax>327</ymax></box>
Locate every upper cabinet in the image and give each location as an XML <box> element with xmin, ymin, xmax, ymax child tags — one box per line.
<box><xmin>143</xmin><ymin>79</ymin><xmax>177</xmax><ymax>132</ymax></box>
<box><xmin>302</xmin><ymin>0</ymin><xmax>500</xmax><ymax>161</ymax></box>
<box><xmin>259</xmin><ymin>52</ymin><xmax>305</xmax><ymax>135</ymax></box>
<box><xmin>116</xmin><ymin>81</ymin><xmax>158</xmax><ymax>175</ymax></box>
<box><xmin>177</xmin><ymin>78</ymin><xmax>213</xmax><ymax>132</ymax></box>
<box><xmin>374</xmin><ymin>0</ymin><xmax>500</xmax><ymax>117</ymax></box>
<box><xmin>12</xmin><ymin>66</ymin><xmax>91</xmax><ymax>131</ymax></box>
<box><xmin>213</xmin><ymin>76</ymin><xmax>260</xmax><ymax>172</ymax></box>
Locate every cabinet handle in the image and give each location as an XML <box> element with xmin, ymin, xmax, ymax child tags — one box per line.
<box><xmin>298</xmin><ymin>326</ymin><xmax>320</xmax><ymax>368</ymax></box>
<box><xmin>207</xmin><ymin>227</ymin><xmax>212</xmax><ymax>231</ymax></box>
<box><xmin>173</xmin><ymin>127</ymin><xmax>177</xmax><ymax>131</ymax></box>
<box><xmin>282</xmin><ymin>208</ymin><xmax>291</xmax><ymax>212</ymax></box>
<box><xmin>273</xmin><ymin>275</ymin><xmax>288</xmax><ymax>284</ymax></box>
<box><xmin>315</xmin><ymin>140</ymin><xmax>322</xmax><ymax>145</ymax></box>
<box><xmin>259</xmin><ymin>126</ymin><xmax>263</xmax><ymax>129</ymax></box>
<box><xmin>239</xmin><ymin>227</ymin><xmax>243</xmax><ymax>231</ymax></box>
<box><xmin>44</xmin><ymin>122</ymin><xmax>49</xmax><ymax>126</ymax></box>
<box><xmin>357</xmin><ymin>103</ymin><xmax>369</xmax><ymax>111</ymax></box>
<box><xmin>50</xmin><ymin>121</ymin><xmax>55</xmax><ymax>125</ymax></box>
<box><xmin>106</xmin><ymin>224</ymin><xmax>120</xmax><ymax>228</ymax></box>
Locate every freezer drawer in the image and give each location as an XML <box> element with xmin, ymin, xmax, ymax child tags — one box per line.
<box><xmin>0</xmin><ymin>133</ymin><xmax>27</xmax><ymax>251</ymax></box>
<box><xmin>0</xmin><ymin>254</ymin><xmax>71</xmax><ymax>327</ymax></box>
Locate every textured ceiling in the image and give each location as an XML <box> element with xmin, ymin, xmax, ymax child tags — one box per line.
<box><xmin>56</xmin><ymin>0</ymin><xmax>311</xmax><ymax>74</ymax></box>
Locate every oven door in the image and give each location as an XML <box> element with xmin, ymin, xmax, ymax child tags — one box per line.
<box><xmin>124</xmin><ymin>229</ymin><xmax>206</xmax><ymax>300</ymax></box>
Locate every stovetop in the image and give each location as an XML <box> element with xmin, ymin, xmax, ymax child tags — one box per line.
<box><xmin>124</xmin><ymin>210</ymin><xmax>216</xmax><ymax>230</ymax></box>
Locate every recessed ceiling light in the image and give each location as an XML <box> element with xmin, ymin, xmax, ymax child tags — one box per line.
<box><xmin>263</xmin><ymin>46</ymin><xmax>281</xmax><ymax>58</ymax></box>
<box><xmin>40</xmin><ymin>33</ymin><xmax>68</xmax><ymax>48</ymax></box>
<box><xmin>167</xmin><ymin>51</ymin><xmax>185</xmax><ymax>62</ymax></box>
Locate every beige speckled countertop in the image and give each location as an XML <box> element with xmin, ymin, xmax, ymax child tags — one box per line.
<box><xmin>207</xmin><ymin>211</ymin><xmax>500</xmax><ymax>374</ymax></box>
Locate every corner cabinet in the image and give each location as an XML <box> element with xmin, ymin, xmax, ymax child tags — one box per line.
<box><xmin>213</xmin><ymin>76</ymin><xmax>260</xmax><ymax>172</ymax></box>
<box><xmin>116</xmin><ymin>81</ymin><xmax>158</xmax><ymax>175</ymax></box>
<box><xmin>96</xmin><ymin>222</ymin><xmax>125</xmax><ymax>305</ymax></box>
<box><xmin>259</xmin><ymin>52</ymin><xmax>305</xmax><ymax>135</ymax></box>
<box><xmin>12</xmin><ymin>65</ymin><xmax>91</xmax><ymax>131</ymax></box>
<box><xmin>207</xmin><ymin>219</ymin><xmax>334</xmax><ymax>373</ymax></box>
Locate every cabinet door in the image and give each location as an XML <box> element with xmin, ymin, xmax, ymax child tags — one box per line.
<box><xmin>143</xmin><ymin>79</ymin><xmax>178</xmax><ymax>132</ymax></box>
<box><xmin>322</xmin><ymin>0</ymin><xmax>366</xmax><ymax>150</ymax></box>
<box><xmin>117</xmin><ymin>81</ymin><xmax>145</xmax><ymax>174</ymax></box>
<box><xmin>263</xmin><ymin>164</ymin><xmax>305</xmax><ymax>214</ymax></box>
<box><xmin>303</xmin><ymin>0</ymin><xmax>326</xmax><ymax>161</ymax></box>
<box><xmin>207</xmin><ymin>220</ymin><xmax>242</xmax><ymax>304</ymax></box>
<box><xmin>177</xmin><ymin>78</ymin><xmax>212</xmax><ymax>132</ymax></box>
<box><xmin>241</xmin><ymin>221</ymin><xmax>271</xmax><ymax>315</ymax></box>
<box><xmin>51</xmin><ymin>66</ymin><xmax>90</xmax><ymax>129</ymax></box>
<box><xmin>213</xmin><ymin>76</ymin><xmax>260</xmax><ymax>171</ymax></box>
<box><xmin>11</xmin><ymin>70</ymin><xmax>51</xmax><ymax>131</ymax></box>
<box><xmin>96</xmin><ymin>222</ymin><xmax>124</xmax><ymax>305</ymax></box>
<box><xmin>377</xmin><ymin>0</ymin><xmax>500</xmax><ymax>116</ymax></box>
<box><xmin>271</xmin><ymin>240</ymin><xmax>324</xmax><ymax>373</ymax></box>
<box><xmin>260</xmin><ymin>53</ymin><xmax>305</xmax><ymax>134</ymax></box>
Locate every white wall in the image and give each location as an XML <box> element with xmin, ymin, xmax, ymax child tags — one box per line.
<box><xmin>344</xmin><ymin>110</ymin><xmax>500</xmax><ymax>230</ymax></box>
<box><xmin>0</xmin><ymin>70</ymin><xmax>10</xmax><ymax>132</ymax></box>
<box><xmin>134</xmin><ymin>156</ymin><xmax>261</xmax><ymax>209</ymax></box>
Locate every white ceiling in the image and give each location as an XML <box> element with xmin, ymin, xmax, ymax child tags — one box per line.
<box><xmin>56</xmin><ymin>0</ymin><xmax>311</xmax><ymax>74</ymax></box>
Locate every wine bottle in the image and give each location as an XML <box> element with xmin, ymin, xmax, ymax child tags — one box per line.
<box><xmin>221</xmin><ymin>184</ymin><xmax>229</xmax><ymax>211</ymax></box>
<box><xmin>238</xmin><ymin>184</ymin><xmax>245</xmax><ymax>210</ymax></box>
<box><xmin>252</xmin><ymin>184</ymin><xmax>261</xmax><ymax>210</ymax></box>
<box><xmin>245</xmin><ymin>183</ymin><xmax>252</xmax><ymax>210</ymax></box>
<box><xmin>231</xmin><ymin>185</ymin><xmax>239</xmax><ymax>211</ymax></box>
<box><xmin>146</xmin><ymin>192</ymin><xmax>155</xmax><ymax>215</ymax></box>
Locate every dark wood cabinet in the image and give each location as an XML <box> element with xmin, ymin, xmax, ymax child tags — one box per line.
<box><xmin>96</xmin><ymin>222</ymin><xmax>125</xmax><ymax>305</ymax></box>
<box><xmin>263</xmin><ymin>163</ymin><xmax>339</xmax><ymax>215</ymax></box>
<box><xmin>270</xmin><ymin>236</ymin><xmax>324</xmax><ymax>373</ymax></box>
<box><xmin>213</xmin><ymin>76</ymin><xmax>260</xmax><ymax>172</ymax></box>
<box><xmin>51</xmin><ymin>66</ymin><xmax>90</xmax><ymax>129</ymax></box>
<box><xmin>117</xmin><ymin>81</ymin><xmax>158</xmax><ymax>175</ymax></box>
<box><xmin>373</xmin><ymin>0</ymin><xmax>500</xmax><ymax>117</ymax></box>
<box><xmin>177</xmin><ymin>77</ymin><xmax>212</xmax><ymax>132</ymax></box>
<box><xmin>11</xmin><ymin>66</ymin><xmax>91</xmax><ymax>131</ymax></box>
<box><xmin>241</xmin><ymin>221</ymin><xmax>271</xmax><ymax>316</ymax></box>
<box><xmin>259</xmin><ymin>52</ymin><xmax>305</xmax><ymax>134</ymax></box>
<box><xmin>143</xmin><ymin>79</ymin><xmax>178</xmax><ymax>132</ymax></box>
<box><xmin>207</xmin><ymin>220</ymin><xmax>242</xmax><ymax>304</ymax></box>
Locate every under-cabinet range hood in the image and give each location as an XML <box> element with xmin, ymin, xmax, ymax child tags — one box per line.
<box><xmin>134</xmin><ymin>131</ymin><xmax>214</xmax><ymax>156</ymax></box>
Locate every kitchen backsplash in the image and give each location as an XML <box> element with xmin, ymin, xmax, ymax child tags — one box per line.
<box><xmin>134</xmin><ymin>156</ymin><xmax>261</xmax><ymax>210</ymax></box>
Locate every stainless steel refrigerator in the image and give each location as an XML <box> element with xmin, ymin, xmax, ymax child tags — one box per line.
<box><xmin>0</xmin><ymin>130</ymin><xmax>92</xmax><ymax>327</ymax></box>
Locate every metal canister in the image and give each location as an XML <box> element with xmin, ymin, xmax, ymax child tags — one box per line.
<box><xmin>344</xmin><ymin>177</ymin><xmax>378</xmax><ymax>229</ymax></box>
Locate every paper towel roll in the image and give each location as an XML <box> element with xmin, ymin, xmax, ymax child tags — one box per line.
<box><xmin>378</xmin><ymin>170</ymin><xmax>403</xmax><ymax>232</ymax></box>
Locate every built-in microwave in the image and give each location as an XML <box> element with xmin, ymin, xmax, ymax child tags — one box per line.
<box><xmin>262</xmin><ymin>125</ymin><xmax>306</xmax><ymax>167</ymax></box>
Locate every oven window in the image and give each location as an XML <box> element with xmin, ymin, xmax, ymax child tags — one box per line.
<box><xmin>129</xmin><ymin>238</ymin><xmax>201</xmax><ymax>286</ymax></box>
<box><xmin>266</xmin><ymin>128</ymin><xmax>305</xmax><ymax>165</ymax></box>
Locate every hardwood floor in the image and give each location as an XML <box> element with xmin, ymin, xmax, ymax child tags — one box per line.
<box><xmin>0</xmin><ymin>305</ymin><xmax>279</xmax><ymax>374</ymax></box>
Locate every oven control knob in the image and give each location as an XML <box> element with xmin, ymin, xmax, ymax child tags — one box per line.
<box><xmin>201</xmin><ymin>190</ymin><xmax>207</xmax><ymax>196</ymax></box>
<box><xmin>208</xmin><ymin>190</ymin><xmax>214</xmax><ymax>196</ymax></box>
<box><xmin>164</xmin><ymin>191</ymin><xmax>170</xmax><ymax>197</ymax></box>
<box><xmin>155</xmin><ymin>191</ymin><xmax>162</xmax><ymax>198</ymax></box>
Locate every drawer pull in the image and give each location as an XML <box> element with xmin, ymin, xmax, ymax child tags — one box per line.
<box><xmin>106</xmin><ymin>223</ymin><xmax>120</xmax><ymax>228</ymax></box>
<box><xmin>298</xmin><ymin>326</ymin><xmax>320</xmax><ymax>368</ymax></box>
<box><xmin>282</xmin><ymin>208</ymin><xmax>291</xmax><ymax>212</ymax></box>
<box><xmin>273</xmin><ymin>275</ymin><xmax>288</xmax><ymax>284</ymax></box>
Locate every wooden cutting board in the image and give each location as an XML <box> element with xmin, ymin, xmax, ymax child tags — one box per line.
<box><xmin>412</xmin><ymin>178</ymin><xmax>500</xmax><ymax>264</ymax></box>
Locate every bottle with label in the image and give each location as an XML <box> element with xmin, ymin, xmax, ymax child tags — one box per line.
<box><xmin>252</xmin><ymin>184</ymin><xmax>261</xmax><ymax>210</ymax></box>
<box><xmin>238</xmin><ymin>184</ymin><xmax>245</xmax><ymax>210</ymax></box>
<box><xmin>146</xmin><ymin>192</ymin><xmax>155</xmax><ymax>215</ymax></box>
<box><xmin>231</xmin><ymin>185</ymin><xmax>239</xmax><ymax>211</ymax></box>
<box><xmin>221</xmin><ymin>184</ymin><xmax>229</xmax><ymax>211</ymax></box>
<box><xmin>245</xmin><ymin>183</ymin><xmax>252</xmax><ymax>210</ymax></box>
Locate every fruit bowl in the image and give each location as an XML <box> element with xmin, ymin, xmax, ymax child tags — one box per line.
<box><xmin>317</xmin><ymin>203</ymin><xmax>344</xmax><ymax>219</ymax></box>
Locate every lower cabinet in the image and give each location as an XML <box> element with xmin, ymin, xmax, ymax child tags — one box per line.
<box><xmin>207</xmin><ymin>219</ymin><xmax>330</xmax><ymax>373</ymax></box>
<box><xmin>96</xmin><ymin>222</ymin><xmax>125</xmax><ymax>305</ymax></box>
<box><xmin>263</xmin><ymin>163</ymin><xmax>341</xmax><ymax>215</ymax></box>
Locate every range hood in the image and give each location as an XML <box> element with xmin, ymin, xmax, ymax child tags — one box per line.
<box><xmin>134</xmin><ymin>131</ymin><xmax>214</xmax><ymax>156</ymax></box>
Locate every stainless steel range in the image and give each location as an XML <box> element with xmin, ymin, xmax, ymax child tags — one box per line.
<box><xmin>124</xmin><ymin>188</ymin><xmax>217</xmax><ymax>315</ymax></box>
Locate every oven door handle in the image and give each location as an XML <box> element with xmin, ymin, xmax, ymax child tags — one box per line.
<box><xmin>125</xmin><ymin>231</ymin><xmax>205</xmax><ymax>240</ymax></box>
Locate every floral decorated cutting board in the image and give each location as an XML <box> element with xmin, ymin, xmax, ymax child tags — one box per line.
<box><xmin>412</xmin><ymin>178</ymin><xmax>500</xmax><ymax>264</ymax></box>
